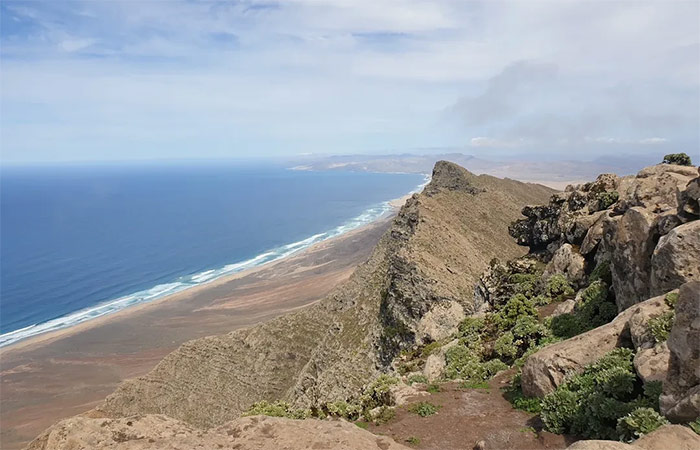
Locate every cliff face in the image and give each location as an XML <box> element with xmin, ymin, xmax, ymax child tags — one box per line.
<box><xmin>76</xmin><ymin>161</ymin><xmax>553</xmax><ymax>430</ymax></box>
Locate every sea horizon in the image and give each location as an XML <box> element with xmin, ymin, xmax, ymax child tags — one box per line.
<box><xmin>0</xmin><ymin>163</ymin><xmax>429</xmax><ymax>347</ymax></box>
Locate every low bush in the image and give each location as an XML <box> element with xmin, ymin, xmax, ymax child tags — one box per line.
<box><xmin>649</xmin><ymin>312</ymin><xmax>674</xmax><ymax>343</ymax></box>
<box><xmin>590</xmin><ymin>261</ymin><xmax>612</xmax><ymax>285</ymax></box>
<box><xmin>662</xmin><ymin>152</ymin><xmax>692</xmax><ymax>166</ymax></box>
<box><xmin>427</xmin><ymin>383</ymin><xmax>441</xmax><ymax>393</ymax></box>
<box><xmin>504</xmin><ymin>372</ymin><xmax>542</xmax><ymax>413</ymax></box>
<box><xmin>541</xmin><ymin>348</ymin><xmax>662</xmax><ymax>440</ymax></box>
<box><xmin>421</xmin><ymin>341</ymin><xmax>442</xmax><ymax>357</ymax></box>
<box><xmin>243</xmin><ymin>400</ymin><xmax>310</xmax><ymax>419</ymax></box>
<box><xmin>549</xmin><ymin>281</ymin><xmax>617</xmax><ymax>339</ymax></box>
<box><xmin>491</xmin><ymin>294</ymin><xmax>538</xmax><ymax>331</ymax></box>
<box><xmin>371</xmin><ymin>406</ymin><xmax>396</xmax><ymax>424</ymax></box>
<box><xmin>616</xmin><ymin>407</ymin><xmax>669</xmax><ymax>442</ymax></box>
<box><xmin>664</xmin><ymin>292</ymin><xmax>679</xmax><ymax>308</ymax></box>
<box><xmin>444</xmin><ymin>345</ymin><xmax>485</xmax><ymax>381</ymax></box>
<box><xmin>409</xmin><ymin>401</ymin><xmax>440</xmax><ymax>417</ymax></box>
<box><xmin>546</xmin><ymin>275</ymin><xmax>575</xmax><ymax>301</ymax></box>
<box><xmin>596</xmin><ymin>190</ymin><xmax>619</xmax><ymax>210</ymax></box>
<box><xmin>483</xmin><ymin>358</ymin><xmax>509</xmax><ymax>377</ymax></box>
<box><xmin>408</xmin><ymin>374</ymin><xmax>428</xmax><ymax>385</ymax></box>
<box><xmin>360</xmin><ymin>374</ymin><xmax>399</xmax><ymax>410</ymax></box>
<box><xmin>326</xmin><ymin>400</ymin><xmax>362</xmax><ymax>420</ymax></box>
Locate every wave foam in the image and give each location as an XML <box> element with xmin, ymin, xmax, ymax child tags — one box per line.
<box><xmin>0</xmin><ymin>175</ymin><xmax>430</xmax><ymax>348</ymax></box>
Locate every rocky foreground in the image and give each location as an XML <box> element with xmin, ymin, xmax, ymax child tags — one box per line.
<box><xmin>26</xmin><ymin>158</ymin><xmax>700</xmax><ymax>449</ymax></box>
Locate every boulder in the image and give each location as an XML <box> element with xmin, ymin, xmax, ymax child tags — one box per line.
<box><xmin>679</xmin><ymin>175</ymin><xmax>700</xmax><ymax>218</ymax></box>
<box><xmin>389</xmin><ymin>382</ymin><xmax>427</xmax><ymax>406</ymax></box>
<box><xmin>603</xmin><ymin>207</ymin><xmax>658</xmax><ymax>311</ymax></box>
<box><xmin>566</xmin><ymin>424</ymin><xmax>700</xmax><ymax>450</ymax></box>
<box><xmin>422</xmin><ymin>339</ymin><xmax>458</xmax><ymax>382</ymax></box>
<box><xmin>633</xmin><ymin>343</ymin><xmax>670</xmax><ymax>384</ymax></box>
<box><xmin>633</xmin><ymin>424</ymin><xmax>700</xmax><ymax>450</ymax></box>
<box><xmin>521</xmin><ymin>294</ymin><xmax>666</xmax><ymax>397</ymax></box>
<box><xmin>627</xmin><ymin>293</ymin><xmax>673</xmax><ymax>349</ymax></box>
<box><xmin>543</xmin><ymin>243</ymin><xmax>587</xmax><ymax>286</ymax></box>
<box><xmin>660</xmin><ymin>281</ymin><xmax>700</xmax><ymax>422</ymax></box>
<box><xmin>617</xmin><ymin>164</ymin><xmax>698</xmax><ymax>213</ymax></box>
<box><xmin>649</xmin><ymin>221</ymin><xmax>700</xmax><ymax>298</ymax></box>
<box><xmin>563</xmin><ymin>211</ymin><xmax>606</xmax><ymax>245</ymax></box>
<box><xmin>551</xmin><ymin>299</ymin><xmax>576</xmax><ymax>317</ymax></box>
<box><xmin>580</xmin><ymin>212</ymin><xmax>610</xmax><ymax>255</ymax></box>
<box><xmin>415</xmin><ymin>301</ymin><xmax>465</xmax><ymax>344</ymax></box>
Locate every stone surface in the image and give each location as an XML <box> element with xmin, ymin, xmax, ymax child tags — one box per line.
<box><xmin>415</xmin><ymin>301</ymin><xmax>465</xmax><ymax>344</ymax></box>
<box><xmin>633</xmin><ymin>343</ymin><xmax>670</xmax><ymax>384</ymax></box>
<box><xmin>521</xmin><ymin>294</ymin><xmax>667</xmax><ymax>398</ymax></box>
<box><xmin>634</xmin><ymin>424</ymin><xmax>700</xmax><ymax>450</ymax></box>
<box><xmin>566</xmin><ymin>424</ymin><xmax>700</xmax><ymax>450</ymax></box>
<box><xmin>627</xmin><ymin>293</ymin><xmax>674</xmax><ymax>350</ymax></box>
<box><xmin>580</xmin><ymin>212</ymin><xmax>610</xmax><ymax>255</ymax></box>
<box><xmin>551</xmin><ymin>299</ymin><xmax>576</xmax><ymax>317</ymax></box>
<box><xmin>660</xmin><ymin>281</ymin><xmax>700</xmax><ymax>422</ymax></box>
<box><xmin>603</xmin><ymin>207</ymin><xmax>658</xmax><ymax>311</ymax></box>
<box><xmin>26</xmin><ymin>414</ymin><xmax>410</xmax><ymax>450</ymax></box>
<box><xmin>649</xmin><ymin>221</ymin><xmax>700</xmax><ymax>298</ymax></box>
<box><xmin>543</xmin><ymin>243</ymin><xmax>587</xmax><ymax>286</ymax></box>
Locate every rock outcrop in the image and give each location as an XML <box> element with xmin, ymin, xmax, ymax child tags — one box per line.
<box><xmin>660</xmin><ymin>281</ymin><xmax>700</xmax><ymax>422</ymax></box>
<box><xmin>521</xmin><ymin>293</ymin><xmax>670</xmax><ymax>397</ymax></box>
<box><xmin>510</xmin><ymin>164</ymin><xmax>699</xmax><ymax>311</ymax></box>
<box><xmin>27</xmin><ymin>414</ymin><xmax>410</xmax><ymax>450</ymax></box>
<box><xmin>566</xmin><ymin>424</ymin><xmax>700</xmax><ymax>450</ymax></box>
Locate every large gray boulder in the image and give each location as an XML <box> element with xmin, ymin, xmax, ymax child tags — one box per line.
<box><xmin>543</xmin><ymin>243</ymin><xmax>587</xmax><ymax>286</ymax></box>
<box><xmin>649</xmin><ymin>221</ymin><xmax>700</xmax><ymax>297</ymax></box>
<box><xmin>660</xmin><ymin>281</ymin><xmax>700</xmax><ymax>422</ymax></box>
<box><xmin>521</xmin><ymin>294</ymin><xmax>669</xmax><ymax>398</ymax></box>
<box><xmin>633</xmin><ymin>343</ymin><xmax>670</xmax><ymax>384</ymax></box>
<box><xmin>603</xmin><ymin>207</ymin><xmax>658</xmax><ymax>311</ymax></box>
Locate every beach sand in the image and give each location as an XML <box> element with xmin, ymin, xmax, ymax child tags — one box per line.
<box><xmin>0</xmin><ymin>215</ymin><xmax>394</xmax><ymax>450</ymax></box>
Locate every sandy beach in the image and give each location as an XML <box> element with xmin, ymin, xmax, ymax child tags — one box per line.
<box><xmin>0</xmin><ymin>213</ymin><xmax>394</xmax><ymax>450</ymax></box>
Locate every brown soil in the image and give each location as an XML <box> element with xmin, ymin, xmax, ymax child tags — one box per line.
<box><xmin>371</xmin><ymin>372</ymin><xmax>577</xmax><ymax>450</ymax></box>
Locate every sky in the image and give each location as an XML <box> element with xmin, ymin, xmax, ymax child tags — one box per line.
<box><xmin>1</xmin><ymin>0</ymin><xmax>698</xmax><ymax>163</ymax></box>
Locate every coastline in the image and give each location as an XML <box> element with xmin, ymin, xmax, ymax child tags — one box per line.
<box><xmin>1</xmin><ymin>205</ymin><xmax>398</xmax><ymax>450</ymax></box>
<box><xmin>1</xmin><ymin>177</ymin><xmax>425</xmax><ymax>351</ymax></box>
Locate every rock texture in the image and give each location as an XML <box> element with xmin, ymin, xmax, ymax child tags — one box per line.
<box><xmin>566</xmin><ymin>424</ymin><xmax>700</xmax><ymax>450</ymax></box>
<box><xmin>27</xmin><ymin>414</ymin><xmax>410</xmax><ymax>450</ymax></box>
<box><xmin>649</xmin><ymin>221</ymin><xmax>700</xmax><ymax>297</ymax></box>
<box><xmin>660</xmin><ymin>281</ymin><xmax>700</xmax><ymax>422</ymax></box>
<box><xmin>510</xmin><ymin>164</ymin><xmax>699</xmax><ymax>311</ymax></box>
<box><xmin>521</xmin><ymin>293</ymin><xmax>670</xmax><ymax>397</ymax></box>
<box><xmin>633</xmin><ymin>343</ymin><xmax>670</xmax><ymax>384</ymax></box>
<box><xmin>79</xmin><ymin>162</ymin><xmax>553</xmax><ymax>431</ymax></box>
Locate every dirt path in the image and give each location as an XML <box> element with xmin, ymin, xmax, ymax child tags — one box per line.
<box><xmin>371</xmin><ymin>372</ymin><xmax>577</xmax><ymax>450</ymax></box>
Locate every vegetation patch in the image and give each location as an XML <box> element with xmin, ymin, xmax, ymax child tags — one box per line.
<box><xmin>540</xmin><ymin>348</ymin><xmax>663</xmax><ymax>440</ymax></box>
<box><xmin>408</xmin><ymin>374</ymin><xmax>428</xmax><ymax>385</ymax></box>
<box><xmin>616</xmin><ymin>407</ymin><xmax>669</xmax><ymax>442</ymax></box>
<box><xmin>426</xmin><ymin>383</ymin><xmax>441</xmax><ymax>393</ymax></box>
<box><xmin>662</xmin><ymin>152</ymin><xmax>692</xmax><ymax>166</ymax></box>
<box><xmin>549</xmin><ymin>281</ymin><xmax>616</xmax><ymax>339</ymax></box>
<box><xmin>545</xmin><ymin>275</ymin><xmax>575</xmax><ymax>301</ymax></box>
<box><xmin>405</xmin><ymin>436</ymin><xmax>421</xmax><ymax>445</ymax></box>
<box><xmin>596</xmin><ymin>190</ymin><xmax>619</xmax><ymax>210</ymax></box>
<box><xmin>243</xmin><ymin>401</ymin><xmax>310</xmax><ymax>419</ymax></box>
<box><xmin>409</xmin><ymin>401</ymin><xmax>440</xmax><ymax>417</ymax></box>
<box><xmin>648</xmin><ymin>311</ymin><xmax>674</xmax><ymax>343</ymax></box>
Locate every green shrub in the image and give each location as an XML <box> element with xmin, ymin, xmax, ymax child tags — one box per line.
<box><xmin>492</xmin><ymin>294</ymin><xmax>538</xmax><ymax>331</ymax></box>
<box><xmin>326</xmin><ymin>400</ymin><xmax>362</xmax><ymax>420</ymax></box>
<box><xmin>689</xmin><ymin>417</ymin><xmax>700</xmax><ymax>435</ymax></box>
<box><xmin>616</xmin><ymin>407</ymin><xmax>669</xmax><ymax>442</ymax></box>
<box><xmin>408</xmin><ymin>374</ymin><xmax>428</xmax><ymax>385</ymax></box>
<box><xmin>664</xmin><ymin>292</ymin><xmax>679</xmax><ymax>308</ymax></box>
<box><xmin>426</xmin><ymin>383</ymin><xmax>441</xmax><ymax>393</ymax></box>
<box><xmin>360</xmin><ymin>374</ymin><xmax>399</xmax><ymax>410</ymax></box>
<box><xmin>494</xmin><ymin>332</ymin><xmax>519</xmax><ymax>359</ymax></box>
<box><xmin>541</xmin><ymin>348</ymin><xmax>660</xmax><ymax>440</ymax></box>
<box><xmin>461</xmin><ymin>380</ymin><xmax>490</xmax><ymax>389</ymax></box>
<box><xmin>550</xmin><ymin>281</ymin><xmax>617</xmax><ymax>339</ymax></box>
<box><xmin>406</xmin><ymin>436</ymin><xmax>421</xmax><ymax>445</ymax></box>
<box><xmin>409</xmin><ymin>401</ymin><xmax>440</xmax><ymax>417</ymax></box>
<box><xmin>596</xmin><ymin>190</ymin><xmax>619</xmax><ymax>210</ymax></box>
<box><xmin>643</xmin><ymin>381</ymin><xmax>663</xmax><ymax>411</ymax></box>
<box><xmin>504</xmin><ymin>372</ymin><xmax>542</xmax><ymax>413</ymax></box>
<box><xmin>546</xmin><ymin>275</ymin><xmax>575</xmax><ymax>300</ymax></box>
<box><xmin>243</xmin><ymin>400</ymin><xmax>310</xmax><ymax>419</ymax></box>
<box><xmin>649</xmin><ymin>312</ymin><xmax>674</xmax><ymax>343</ymax></box>
<box><xmin>590</xmin><ymin>261</ymin><xmax>612</xmax><ymax>285</ymax></box>
<box><xmin>483</xmin><ymin>358</ymin><xmax>509</xmax><ymax>377</ymax></box>
<box><xmin>550</xmin><ymin>313</ymin><xmax>585</xmax><ymax>339</ymax></box>
<box><xmin>662</xmin><ymin>153</ymin><xmax>692</xmax><ymax>166</ymax></box>
<box><xmin>421</xmin><ymin>341</ymin><xmax>441</xmax><ymax>357</ymax></box>
<box><xmin>372</xmin><ymin>406</ymin><xmax>396</xmax><ymax>424</ymax></box>
<box><xmin>444</xmin><ymin>345</ymin><xmax>485</xmax><ymax>381</ymax></box>
<box><xmin>532</xmin><ymin>294</ymin><xmax>552</xmax><ymax>306</ymax></box>
<box><xmin>355</xmin><ymin>421</ymin><xmax>369</xmax><ymax>429</ymax></box>
<box><xmin>458</xmin><ymin>317</ymin><xmax>485</xmax><ymax>337</ymax></box>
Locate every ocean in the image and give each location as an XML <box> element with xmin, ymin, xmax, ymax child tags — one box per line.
<box><xmin>0</xmin><ymin>162</ymin><xmax>427</xmax><ymax>347</ymax></box>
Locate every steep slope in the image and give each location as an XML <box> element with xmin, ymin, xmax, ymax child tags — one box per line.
<box><xmin>41</xmin><ymin>162</ymin><xmax>555</xmax><ymax>434</ymax></box>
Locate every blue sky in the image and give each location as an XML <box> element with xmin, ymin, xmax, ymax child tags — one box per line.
<box><xmin>1</xmin><ymin>0</ymin><xmax>698</xmax><ymax>163</ymax></box>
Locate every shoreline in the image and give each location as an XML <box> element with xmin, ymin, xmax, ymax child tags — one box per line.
<box><xmin>2</xmin><ymin>192</ymin><xmax>415</xmax><ymax>355</ymax></box>
<box><xmin>1</xmin><ymin>204</ymin><xmax>398</xmax><ymax>450</ymax></box>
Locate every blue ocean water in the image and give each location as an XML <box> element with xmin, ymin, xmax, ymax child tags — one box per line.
<box><xmin>0</xmin><ymin>163</ymin><xmax>426</xmax><ymax>346</ymax></box>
